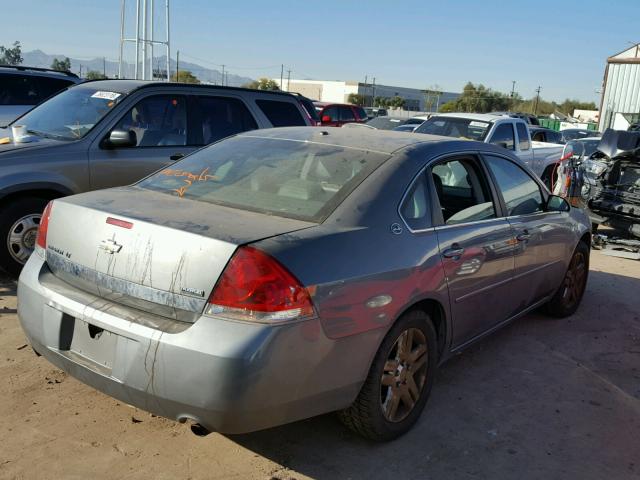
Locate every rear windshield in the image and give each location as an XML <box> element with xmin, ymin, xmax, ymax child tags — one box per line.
<box><xmin>415</xmin><ymin>116</ymin><xmax>490</xmax><ymax>141</ymax></box>
<box><xmin>365</xmin><ymin>117</ymin><xmax>406</xmax><ymax>130</ymax></box>
<box><xmin>138</xmin><ymin>136</ymin><xmax>389</xmax><ymax>222</ymax></box>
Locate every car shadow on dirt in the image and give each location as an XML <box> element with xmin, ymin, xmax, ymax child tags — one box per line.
<box><xmin>226</xmin><ymin>268</ymin><xmax>640</xmax><ymax>480</ymax></box>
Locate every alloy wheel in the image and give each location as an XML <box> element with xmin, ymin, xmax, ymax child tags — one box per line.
<box><xmin>380</xmin><ymin>327</ymin><xmax>428</xmax><ymax>422</ymax></box>
<box><xmin>561</xmin><ymin>251</ymin><xmax>587</xmax><ymax>308</ymax></box>
<box><xmin>7</xmin><ymin>213</ymin><xmax>41</xmax><ymax>264</ymax></box>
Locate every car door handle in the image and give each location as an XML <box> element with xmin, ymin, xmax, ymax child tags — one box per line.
<box><xmin>442</xmin><ymin>245</ymin><xmax>465</xmax><ymax>259</ymax></box>
<box><xmin>170</xmin><ymin>153</ymin><xmax>185</xmax><ymax>161</ymax></box>
<box><xmin>516</xmin><ymin>230</ymin><xmax>531</xmax><ymax>242</ymax></box>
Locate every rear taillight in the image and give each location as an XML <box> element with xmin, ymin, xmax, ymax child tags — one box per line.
<box><xmin>206</xmin><ymin>246</ymin><xmax>315</xmax><ymax>323</ymax></box>
<box><xmin>36</xmin><ymin>201</ymin><xmax>53</xmax><ymax>250</ymax></box>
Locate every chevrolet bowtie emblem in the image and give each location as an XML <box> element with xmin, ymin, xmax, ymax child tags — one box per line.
<box><xmin>99</xmin><ymin>239</ymin><xmax>123</xmax><ymax>254</ymax></box>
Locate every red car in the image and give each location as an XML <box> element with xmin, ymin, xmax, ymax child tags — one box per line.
<box><xmin>314</xmin><ymin>102</ymin><xmax>368</xmax><ymax>127</ymax></box>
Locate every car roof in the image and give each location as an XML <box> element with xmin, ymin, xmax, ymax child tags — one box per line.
<box><xmin>238</xmin><ymin>126</ymin><xmax>458</xmax><ymax>155</ymax></box>
<box><xmin>432</xmin><ymin>112</ymin><xmax>511</xmax><ymax>122</ymax></box>
<box><xmin>313</xmin><ymin>101</ymin><xmax>356</xmax><ymax>107</ymax></box>
<box><xmin>0</xmin><ymin>65</ymin><xmax>80</xmax><ymax>81</ymax></box>
<box><xmin>72</xmin><ymin>79</ymin><xmax>303</xmax><ymax>98</ymax></box>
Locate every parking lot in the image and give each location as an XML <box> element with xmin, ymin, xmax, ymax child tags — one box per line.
<box><xmin>0</xmin><ymin>249</ymin><xmax>638</xmax><ymax>480</ymax></box>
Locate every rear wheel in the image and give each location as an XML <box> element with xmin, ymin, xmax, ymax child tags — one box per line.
<box><xmin>338</xmin><ymin>310</ymin><xmax>438</xmax><ymax>441</ymax></box>
<box><xmin>0</xmin><ymin>197</ymin><xmax>49</xmax><ymax>277</ymax></box>
<box><xmin>545</xmin><ymin>241</ymin><xmax>589</xmax><ymax>317</ymax></box>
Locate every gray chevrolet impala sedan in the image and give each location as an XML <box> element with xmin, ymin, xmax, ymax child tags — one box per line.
<box><xmin>17</xmin><ymin>127</ymin><xmax>591</xmax><ymax>441</ymax></box>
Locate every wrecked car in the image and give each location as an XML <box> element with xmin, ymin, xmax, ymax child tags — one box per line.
<box><xmin>582</xmin><ymin>129</ymin><xmax>640</xmax><ymax>238</ymax></box>
<box><xmin>18</xmin><ymin>127</ymin><xmax>590</xmax><ymax>441</ymax></box>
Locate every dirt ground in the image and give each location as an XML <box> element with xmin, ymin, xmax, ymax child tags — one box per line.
<box><xmin>1</xmin><ymin>250</ymin><xmax>639</xmax><ymax>480</ymax></box>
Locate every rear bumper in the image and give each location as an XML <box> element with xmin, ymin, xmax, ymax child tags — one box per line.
<box><xmin>17</xmin><ymin>255</ymin><xmax>380</xmax><ymax>433</ymax></box>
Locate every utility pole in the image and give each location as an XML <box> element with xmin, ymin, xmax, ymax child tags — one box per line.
<box><xmin>533</xmin><ymin>86</ymin><xmax>541</xmax><ymax>115</ymax></box>
<box><xmin>372</xmin><ymin>77</ymin><xmax>376</xmax><ymax>105</ymax></box>
<box><xmin>280</xmin><ymin>64</ymin><xmax>284</xmax><ymax>90</ymax></box>
<box><xmin>225</xmin><ymin>72</ymin><xmax>229</xmax><ymax>87</ymax></box>
<box><xmin>286</xmin><ymin>69</ymin><xmax>291</xmax><ymax>91</ymax></box>
<box><xmin>175</xmin><ymin>49</ymin><xmax>179</xmax><ymax>82</ymax></box>
<box><xmin>510</xmin><ymin>80</ymin><xmax>516</xmax><ymax>109</ymax></box>
<box><xmin>364</xmin><ymin>75</ymin><xmax>369</xmax><ymax>106</ymax></box>
<box><xmin>79</xmin><ymin>64</ymin><xmax>83</xmax><ymax>78</ymax></box>
<box><xmin>221</xmin><ymin>64</ymin><xmax>225</xmax><ymax>86</ymax></box>
<box><xmin>103</xmin><ymin>57</ymin><xmax>106</xmax><ymax>78</ymax></box>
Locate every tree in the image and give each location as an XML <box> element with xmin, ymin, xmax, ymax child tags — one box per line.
<box><xmin>438</xmin><ymin>82</ymin><xmax>511</xmax><ymax>113</ymax></box>
<box><xmin>389</xmin><ymin>96</ymin><xmax>405</xmax><ymax>109</ymax></box>
<box><xmin>374</xmin><ymin>96</ymin><xmax>389</xmax><ymax>108</ymax></box>
<box><xmin>347</xmin><ymin>93</ymin><xmax>366</xmax><ymax>106</ymax></box>
<box><xmin>51</xmin><ymin>57</ymin><xmax>71</xmax><ymax>72</ymax></box>
<box><xmin>171</xmin><ymin>70</ymin><xmax>200</xmax><ymax>84</ymax></box>
<box><xmin>242</xmin><ymin>77</ymin><xmax>280</xmax><ymax>90</ymax></box>
<box><xmin>85</xmin><ymin>70</ymin><xmax>107</xmax><ymax>80</ymax></box>
<box><xmin>0</xmin><ymin>41</ymin><xmax>23</xmax><ymax>65</ymax></box>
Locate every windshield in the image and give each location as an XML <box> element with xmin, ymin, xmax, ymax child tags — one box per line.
<box><xmin>15</xmin><ymin>87</ymin><xmax>126</xmax><ymax>140</ymax></box>
<box><xmin>138</xmin><ymin>136</ymin><xmax>389</xmax><ymax>222</ymax></box>
<box><xmin>366</xmin><ymin>117</ymin><xmax>405</xmax><ymax>130</ymax></box>
<box><xmin>415</xmin><ymin>116</ymin><xmax>490</xmax><ymax>141</ymax></box>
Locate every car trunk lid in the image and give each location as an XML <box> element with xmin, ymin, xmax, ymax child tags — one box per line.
<box><xmin>45</xmin><ymin>186</ymin><xmax>315</xmax><ymax>322</ymax></box>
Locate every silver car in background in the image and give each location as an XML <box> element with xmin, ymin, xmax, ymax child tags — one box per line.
<box><xmin>18</xmin><ymin>127</ymin><xmax>591</xmax><ymax>441</ymax></box>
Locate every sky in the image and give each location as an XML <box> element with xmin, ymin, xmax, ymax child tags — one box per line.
<box><xmin>2</xmin><ymin>0</ymin><xmax>640</xmax><ymax>103</ymax></box>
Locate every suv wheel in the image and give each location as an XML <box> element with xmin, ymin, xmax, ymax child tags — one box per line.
<box><xmin>338</xmin><ymin>310</ymin><xmax>438</xmax><ymax>441</ymax></box>
<box><xmin>0</xmin><ymin>197</ymin><xmax>49</xmax><ymax>277</ymax></box>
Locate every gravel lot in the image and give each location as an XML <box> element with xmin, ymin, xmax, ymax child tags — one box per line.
<box><xmin>1</xmin><ymin>250</ymin><xmax>639</xmax><ymax>480</ymax></box>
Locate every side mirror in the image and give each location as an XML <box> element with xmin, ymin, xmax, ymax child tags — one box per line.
<box><xmin>546</xmin><ymin>194</ymin><xmax>570</xmax><ymax>212</ymax></box>
<box><xmin>321</xmin><ymin>115</ymin><xmax>332</xmax><ymax>124</ymax></box>
<box><xmin>104</xmin><ymin>129</ymin><xmax>137</xmax><ymax>148</ymax></box>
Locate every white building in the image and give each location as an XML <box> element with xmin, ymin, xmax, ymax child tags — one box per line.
<box><xmin>273</xmin><ymin>78</ymin><xmax>459</xmax><ymax>112</ymax></box>
<box><xmin>599</xmin><ymin>43</ymin><xmax>640</xmax><ymax>131</ymax></box>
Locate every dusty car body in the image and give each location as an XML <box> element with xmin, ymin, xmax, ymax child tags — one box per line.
<box><xmin>18</xmin><ymin>127</ymin><xmax>591</xmax><ymax>440</ymax></box>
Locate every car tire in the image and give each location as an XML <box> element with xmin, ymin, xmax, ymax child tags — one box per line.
<box><xmin>545</xmin><ymin>241</ymin><xmax>590</xmax><ymax>318</ymax></box>
<box><xmin>0</xmin><ymin>197</ymin><xmax>49</xmax><ymax>277</ymax></box>
<box><xmin>338</xmin><ymin>309</ymin><xmax>438</xmax><ymax>441</ymax></box>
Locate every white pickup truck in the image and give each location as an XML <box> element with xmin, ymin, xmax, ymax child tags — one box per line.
<box><xmin>414</xmin><ymin>113</ymin><xmax>564</xmax><ymax>182</ymax></box>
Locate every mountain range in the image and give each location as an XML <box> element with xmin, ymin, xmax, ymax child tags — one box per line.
<box><xmin>21</xmin><ymin>50</ymin><xmax>255</xmax><ymax>86</ymax></box>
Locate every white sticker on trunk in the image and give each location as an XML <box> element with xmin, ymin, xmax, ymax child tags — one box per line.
<box><xmin>91</xmin><ymin>91</ymin><xmax>122</xmax><ymax>100</ymax></box>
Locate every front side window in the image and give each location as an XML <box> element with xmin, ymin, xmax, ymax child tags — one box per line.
<box><xmin>138</xmin><ymin>136</ymin><xmax>389</xmax><ymax>222</ymax></box>
<box><xmin>113</xmin><ymin>95</ymin><xmax>187</xmax><ymax>147</ymax></box>
<box><xmin>198</xmin><ymin>96</ymin><xmax>257</xmax><ymax>144</ymax></box>
<box><xmin>321</xmin><ymin>106</ymin><xmax>338</xmax><ymax>122</ymax></box>
<box><xmin>355</xmin><ymin>106</ymin><xmax>368</xmax><ymax>120</ymax></box>
<box><xmin>516</xmin><ymin>123</ymin><xmax>530</xmax><ymax>151</ymax></box>
<box><xmin>14</xmin><ymin>86</ymin><xmax>126</xmax><ymax>139</ymax></box>
<box><xmin>485</xmin><ymin>156</ymin><xmax>544</xmax><ymax>216</ymax></box>
<box><xmin>339</xmin><ymin>106</ymin><xmax>356</xmax><ymax>122</ymax></box>
<box><xmin>489</xmin><ymin>123</ymin><xmax>515</xmax><ymax>150</ymax></box>
<box><xmin>255</xmin><ymin>99</ymin><xmax>305</xmax><ymax>127</ymax></box>
<box><xmin>431</xmin><ymin>158</ymin><xmax>496</xmax><ymax>225</ymax></box>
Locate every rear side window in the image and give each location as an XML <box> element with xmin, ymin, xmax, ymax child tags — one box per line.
<box><xmin>339</xmin><ymin>106</ymin><xmax>356</xmax><ymax>121</ymax></box>
<box><xmin>485</xmin><ymin>156</ymin><xmax>544</xmax><ymax>216</ymax></box>
<box><xmin>355</xmin><ymin>107</ymin><xmax>368</xmax><ymax>120</ymax></box>
<box><xmin>516</xmin><ymin>123</ymin><xmax>530</xmax><ymax>151</ymax></box>
<box><xmin>321</xmin><ymin>106</ymin><xmax>338</xmax><ymax>121</ymax></box>
<box><xmin>138</xmin><ymin>136</ymin><xmax>389</xmax><ymax>222</ymax></box>
<box><xmin>197</xmin><ymin>96</ymin><xmax>257</xmax><ymax>144</ymax></box>
<box><xmin>0</xmin><ymin>73</ymin><xmax>40</xmax><ymax>105</ymax></box>
<box><xmin>37</xmin><ymin>77</ymin><xmax>74</xmax><ymax>100</ymax></box>
<box><xmin>489</xmin><ymin>123</ymin><xmax>515</xmax><ymax>150</ymax></box>
<box><xmin>255</xmin><ymin>99</ymin><xmax>306</xmax><ymax>127</ymax></box>
<box><xmin>400</xmin><ymin>173</ymin><xmax>430</xmax><ymax>230</ymax></box>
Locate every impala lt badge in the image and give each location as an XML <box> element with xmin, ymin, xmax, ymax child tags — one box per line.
<box><xmin>99</xmin><ymin>238</ymin><xmax>123</xmax><ymax>254</ymax></box>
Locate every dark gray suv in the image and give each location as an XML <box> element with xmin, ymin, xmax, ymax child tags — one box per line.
<box><xmin>0</xmin><ymin>79</ymin><xmax>312</xmax><ymax>275</ymax></box>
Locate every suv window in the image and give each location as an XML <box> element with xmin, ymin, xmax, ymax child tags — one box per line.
<box><xmin>321</xmin><ymin>106</ymin><xmax>338</xmax><ymax>122</ymax></box>
<box><xmin>339</xmin><ymin>106</ymin><xmax>355</xmax><ymax>122</ymax></box>
<box><xmin>198</xmin><ymin>96</ymin><xmax>257</xmax><ymax>144</ymax></box>
<box><xmin>255</xmin><ymin>99</ymin><xmax>306</xmax><ymax>127</ymax></box>
<box><xmin>114</xmin><ymin>95</ymin><xmax>187</xmax><ymax>147</ymax></box>
<box><xmin>489</xmin><ymin>123</ymin><xmax>515</xmax><ymax>150</ymax></box>
<box><xmin>431</xmin><ymin>158</ymin><xmax>496</xmax><ymax>225</ymax></box>
<box><xmin>0</xmin><ymin>73</ymin><xmax>40</xmax><ymax>105</ymax></box>
<box><xmin>516</xmin><ymin>123</ymin><xmax>530</xmax><ymax>151</ymax></box>
<box><xmin>355</xmin><ymin>107</ymin><xmax>368</xmax><ymax>120</ymax></box>
<box><xmin>485</xmin><ymin>156</ymin><xmax>544</xmax><ymax>216</ymax></box>
<box><xmin>37</xmin><ymin>77</ymin><xmax>75</xmax><ymax>100</ymax></box>
<box><xmin>400</xmin><ymin>173</ymin><xmax>430</xmax><ymax>230</ymax></box>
